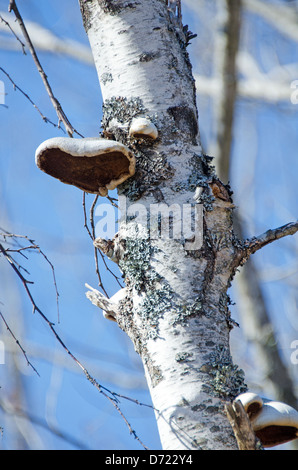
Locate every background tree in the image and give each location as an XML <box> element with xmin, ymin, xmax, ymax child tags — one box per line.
<box><xmin>0</xmin><ymin>0</ymin><xmax>297</xmax><ymax>450</ymax></box>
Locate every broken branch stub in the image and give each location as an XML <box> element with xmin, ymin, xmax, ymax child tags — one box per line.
<box><xmin>35</xmin><ymin>137</ymin><xmax>135</xmax><ymax>196</ymax></box>
<box><xmin>85</xmin><ymin>283</ymin><xmax>127</xmax><ymax>322</ymax></box>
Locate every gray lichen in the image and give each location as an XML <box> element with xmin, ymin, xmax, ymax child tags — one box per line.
<box><xmin>102</xmin><ymin>96</ymin><xmax>146</xmax><ymax>131</ymax></box>
<box><xmin>119</xmin><ymin>234</ymin><xmax>157</xmax><ymax>291</ymax></box>
<box><xmin>201</xmin><ymin>346</ymin><xmax>247</xmax><ymax>400</ymax></box>
<box><xmin>101</xmin><ymin>96</ymin><xmax>173</xmax><ymax>201</ymax></box>
<box><xmin>101</xmin><ymin>72</ymin><xmax>113</xmax><ymax>85</ymax></box>
<box><xmin>170</xmin><ymin>297</ymin><xmax>202</xmax><ymax>326</ymax></box>
<box><xmin>119</xmin><ymin>230</ymin><xmax>204</xmax><ymax>339</ymax></box>
<box><xmin>138</xmin><ymin>283</ymin><xmax>174</xmax><ymax>339</ymax></box>
<box><xmin>96</xmin><ymin>0</ymin><xmax>137</xmax><ymax>15</ymax></box>
<box><xmin>139</xmin><ymin>51</ymin><xmax>160</xmax><ymax>62</ymax></box>
<box><xmin>175</xmin><ymin>351</ymin><xmax>193</xmax><ymax>363</ymax></box>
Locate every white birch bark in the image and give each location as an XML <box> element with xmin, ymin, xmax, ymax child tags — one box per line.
<box><xmin>79</xmin><ymin>0</ymin><xmax>246</xmax><ymax>450</ymax></box>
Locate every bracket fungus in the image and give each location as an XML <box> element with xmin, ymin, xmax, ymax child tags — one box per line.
<box><xmin>236</xmin><ymin>392</ymin><xmax>298</xmax><ymax>447</ymax></box>
<box><xmin>35</xmin><ymin>137</ymin><xmax>135</xmax><ymax>196</ymax></box>
<box><xmin>128</xmin><ymin>117</ymin><xmax>158</xmax><ymax>140</ymax></box>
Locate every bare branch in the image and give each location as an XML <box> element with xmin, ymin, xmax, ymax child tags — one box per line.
<box><xmin>82</xmin><ymin>193</ymin><xmax>109</xmax><ymax>296</ymax></box>
<box><xmin>0</xmin><ymin>310</ymin><xmax>39</xmax><ymax>376</ymax></box>
<box><xmin>8</xmin><ymin>0</ymin><xmax>83</xmax><ymax>137</ymax></box>
<box><xmin>82</xmin><ymin>193</ymin><xmax>123</xmax><ymax>294</ymax></box>
<box><xmin>235</xmin><ymin>221</ymin><xmax>298</xmax><ymax>268</ymax></box>
<box><xmin>0</xmin><ymin>12</ymin><xmax>26</xmax><ymax>53</ymax></box>
<box><xmin>244</xmin><ymin>221</ymin><xmax>298</xmax><ymax>257</ymax></box>
<box><xmin>0</xmin><ymin>230</ymin><xmax>60</xmax><ymax>321</ymax></box>
<box><xmin>232</xmin><ymin>214</ymin><xmax>298</xmax><ymax>408</ymax></box>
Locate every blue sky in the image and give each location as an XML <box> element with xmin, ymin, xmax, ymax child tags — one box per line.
<box><xmin>0</xmin><ymin>0</ymin><xmax>297</xmax><ymax>450</ymax></box>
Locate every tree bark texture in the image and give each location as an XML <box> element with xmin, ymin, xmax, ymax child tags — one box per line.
<box><xmin>79</xmin><ymin>0</ymin><xmax>247</xmax><ymax>450</ymax></box>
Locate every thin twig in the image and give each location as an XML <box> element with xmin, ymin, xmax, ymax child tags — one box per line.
<box><xmin>8</xmin><ymin>0</ymin><xmax>83</xmax><ymax>137</ymax></box>
<box><xmin>0</xmin><ymin>67</ymin><xmax>59</xmax><ymax>129</ymax></box>
<box><xmin>235</xmin><ymin>221</ymin><xmax>298</xmax><ymax>268</ymax></box>
<box><xmin>90</xmin><ymin>194</ymin><xmax>99</xmax><ymax>239</ymax></box>
<box><xmin>84</xmin><ymin>370</ymin><xmax>149</xmax><ymax>449</ymax></box>
<box><xmin>82</xmin><ymin>192</ymin><xmax>94</xmax><ymax>240</ymax></box>
<box><xmin>82</xmin><ymin>193</ymin><xmax>123</xmax><ymax>294</ymax></box>
<box><xmin>90</xmin><ymin>195</ymin><xmax>124</xmax><ymax>288</ymax></box>
<box><xmin>106</xmin><ymin>195</ymin><xmax>119</xmax><ymax>209</ymax></box>
<box><xmin>0</xmin><ymin>231</ymin><xmax>60</xmax><ymax>322</ymax></box>
<box><xmin>82</xmin><ymin>193</ymin><xmax>107</xmax><ymax>295</ymax></box>
<box><xmin>89</xmin><ymin>195</ymin><xmax>112</xmax><ymax>295</ymax></box>
<box><xmin>0</xmin><ymin>310</ymin><xmax>39</xmax><ymax>376</ymax></box>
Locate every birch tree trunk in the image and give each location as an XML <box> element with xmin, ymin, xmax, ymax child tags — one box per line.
<box><xmin>79</xmin><ymin>0</ymin><xmax>247</xmax><ymax>450</ymax></box>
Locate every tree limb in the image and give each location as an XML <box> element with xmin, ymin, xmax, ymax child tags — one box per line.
<box><xmin>242</xmin><ymin>221</ymin><xmax>298</xmax><ymax>259</ymax></box>
<box><xmin>232</xmin><ymin>215</ymin><xmax>298</xmax><ymax>408</ymax></box>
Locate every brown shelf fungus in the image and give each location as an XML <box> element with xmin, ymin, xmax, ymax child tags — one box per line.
<box><xmin>236</xmin><ymin>392</ymin><xmax>298</xmax><ymax>448</ymax></box>
<box><xmin>35</xmin><ymin>137</ymin><xmax>135</xmax><ymax>196</ymax></box>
